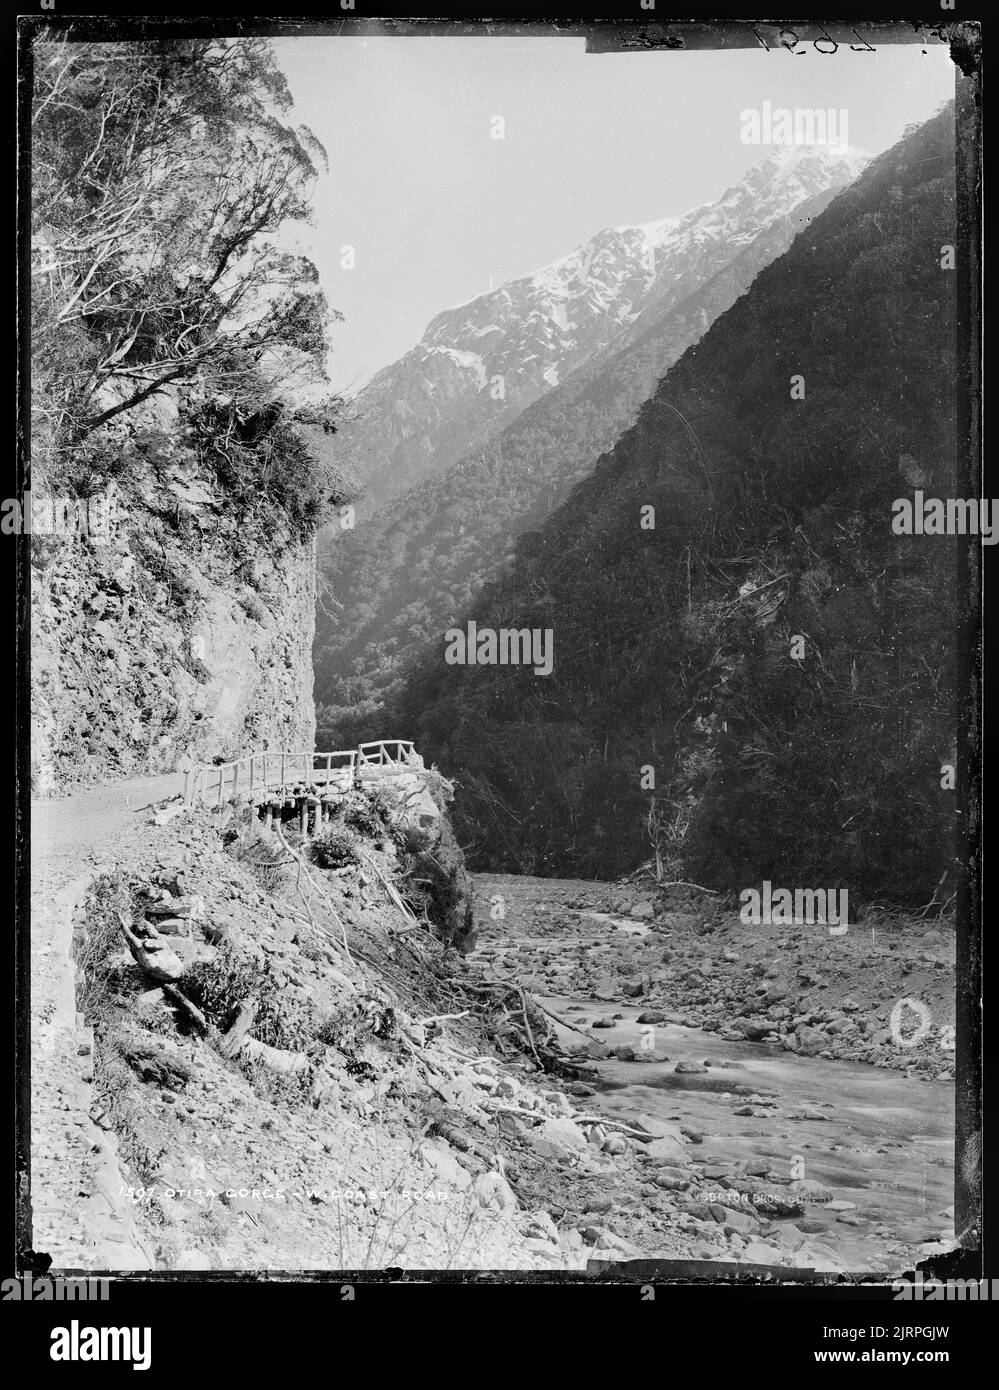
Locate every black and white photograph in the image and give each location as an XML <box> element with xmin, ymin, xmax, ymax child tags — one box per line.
<box><xmin>14</xmin><ymin>5</ymin><xmax>985</xmax><ymax>1351</ymax></box>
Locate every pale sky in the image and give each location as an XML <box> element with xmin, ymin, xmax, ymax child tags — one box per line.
<box><xmin>270</xmin><ymin>36</ymin><xmax>956</xmax><ymax>395</ymax></box>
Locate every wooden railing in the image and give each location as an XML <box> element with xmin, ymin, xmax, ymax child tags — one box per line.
<box><xmin>184</xmin><ymin>740</ymin><xmax>421</xmax><ymax>808</ymax></box>
<box><xmin>356</xmin><ymin>739</ymin><xmax>421</xmax><ymax>768</ymax></box>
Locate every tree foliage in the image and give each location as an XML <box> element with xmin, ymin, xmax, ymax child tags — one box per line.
<box><xmin>32</xmin><ymin>36</ymin><xmax>339</xmax><ymax>493</ymax></box>
<box><xmin>386</xmin><ymin>108</ymin><xmax>959</xmax><ymax>906</ymax></box>
<box><xmin>312</xmin><ymin>185</ymin><xmax>848</xmax><ymax>740</ymax></box>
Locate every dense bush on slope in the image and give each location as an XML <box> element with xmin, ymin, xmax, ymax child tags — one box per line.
<box><xmin>391</xmin><ymin>109</ymin><xmax>958</xmax><ymax>905</ymax></box>
<box><xmin>314</xmin><ymin>167</ymin><xmax>867</xmax><ymax>741</ymax></box>
<box><xmin>32</xmin><ymin>38</ymin><xmax>340</xmax><ymax>477</ymax></box>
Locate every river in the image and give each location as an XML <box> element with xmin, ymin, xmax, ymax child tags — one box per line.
<box><xmin>471</xmin><ymin>875</ymin><xmax>956</xmax><ymax>1274</ymax></box>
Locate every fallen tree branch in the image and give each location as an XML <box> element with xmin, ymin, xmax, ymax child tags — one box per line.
<box><xmin>118</xmin><ymin>917</ymin><xmax>184</xmax><ymax>984</ymax></box>
<box><xmin>913</xmin><ymin>870</ymin><xmax>949</xmax><ymax>919</ymax></box>
<box><xmin>570</xmin><ymin>1115</ymin><xmax>664</xmax><ymax>1139</ymax></box>
<box><xmin>536</xmin><ymin>1000</ymin><xmax>594</xmax><ymax>1039</ymax></box>
<box><xmin>358</xmin><ymin>849</ymin><xmax>420</xmax><ymax>925</ymax></box>
<box><xmin>240</xmin><ymin>1037</ymin><xmax>311</xmax><ymax>1074</ymax></box>
<box><xmin>479</xmin><ymin>1102</ymin><xmax>542</xmax><ymax>1121</ymax></box>
<box><xmin>218</xmin><ymin>998</ymin><xmax>257</xmax><ymax>1060</ymax></box>
<box><xmin>399</xmin><ymin>1034</ymin><xmax>449</xmax><ymax>1078</ymax></box>
<box><xmin>462</xmin><ymin>977</ymin><xmax>593</xmax><ymax>1041</ymax></box>
<box><xmin>517</xmin><ymin>986</ymin><xmax>543</xmax><ymax>1070</ymax></box>
<box><xmin>275</xmin><ymin>820</ymin><xmax>354</xmax><ymax>964</ymax></box>
<box><xmin>434</xmin><ymin>1043</ymin><xmax>498</xmax><ymax>1067</ymax></box>
<box><xmin>161</xmin><ymin>983</ymin><xmax>208</xmax><ymax>1035</ymax></box>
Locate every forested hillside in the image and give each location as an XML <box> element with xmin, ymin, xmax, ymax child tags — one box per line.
<box><xmin>315</xmin><ymin>152</ymin><xmax>868</xmax><ymax>738</ymax></box>
<box><xmin>390</xmin><ymin>108</ymin><xmax>958</xmax><ymax>905</ymax></box>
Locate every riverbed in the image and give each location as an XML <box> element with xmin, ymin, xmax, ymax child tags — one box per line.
<box><xmin>471</xmin><ymin>873</ymin><xmax>956</xmax><ymax>1274</ymax></box>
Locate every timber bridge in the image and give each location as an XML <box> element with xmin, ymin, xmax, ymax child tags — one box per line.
<box><xmin>183</xmin><ymin>739</ymin><xmax>433</xmax><ymax>839</ymax></box>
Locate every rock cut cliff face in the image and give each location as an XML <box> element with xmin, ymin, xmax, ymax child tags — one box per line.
<box><xmin>31</xmin><ymin>389</ymin><xmax>319</xmax><ymax>794</ymax></box>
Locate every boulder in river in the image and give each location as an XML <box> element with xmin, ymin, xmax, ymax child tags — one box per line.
<box><xmin>653</xmin><ymin>1173</ymin><xmax>689</xmax><ymax>1191</ymax></box>
<box><xmin>530</xmin><ymin>1116</ymin><xmax>588</xmax><ymax>1161</ymax></box>
<box><xmin>794</xmin><ymin>1023</ymin><xmax>828</xmax><ymax>1056</ymax></box>
<box><xmin>741</xmin><ymin>1018</ymin><xmax>776</xmax><ymax>1041</ymax></box>
<box><xmin>631</xmin><ymin>1118</ymin><xmax>686</xmax><ymax>1143</ymax></box>
<box><xmin>642</xmin><ymin>1136</ymin><xmax>689</xmax><ymax>1164</ymax></box>
<box><xmin>712</xmin><ymin>1204</ymin><xmax>759</xmax><ymax>1235</ymax></box>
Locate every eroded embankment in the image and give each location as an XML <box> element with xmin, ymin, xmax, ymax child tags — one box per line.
<box><xmin>32</xmin><ymin>782</ymin><xmax>958</xmax><ymax>1277</ymax></box>
<box><xmin>32</xmin><ymin>783</ymin><xmax>673</xmax><ymax>1272</ymax></box>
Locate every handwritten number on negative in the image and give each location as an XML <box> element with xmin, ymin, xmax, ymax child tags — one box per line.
<box><xmin>750</xmin><ymin>25</ymin><xmax>873</xmax><ymax>53</ymax></box>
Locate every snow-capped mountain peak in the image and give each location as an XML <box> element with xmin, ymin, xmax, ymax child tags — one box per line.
<box><xmin>336</xmin><ymin>143</ymin><xmax>871</xmax><ymax>504</ymax></box>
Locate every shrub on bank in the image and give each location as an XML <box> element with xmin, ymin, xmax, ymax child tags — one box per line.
<box><xmin>310</xmin><ymin>824</ymin><xmax>361</xmax><ymax>870</ymax></box>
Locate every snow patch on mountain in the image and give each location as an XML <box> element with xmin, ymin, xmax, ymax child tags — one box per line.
<box><xmin>428</xmin><ymin>346</ymin><xmax>488</xmax><ymax>391</ymax></box>
<box><xmin>338</xmin><ymin>143</ymin><xmax>873</xmax><ymax>504</ymax></box>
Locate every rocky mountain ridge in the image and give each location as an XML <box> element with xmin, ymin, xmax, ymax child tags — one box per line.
<box><xmin>330</xmin><ymin>144</ymin><xmax>871</xmax><ymax>508</ymax></box>
<box><xmin>315</xmin><ymin>153</ymin><xmax>871</xmax><ymax>742</ymax></box>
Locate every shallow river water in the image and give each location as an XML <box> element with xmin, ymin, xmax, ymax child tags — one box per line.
<box><xmin>474</xmin><ymin>879</ymin><xmax>956</xmax><ymax>1272</ymax></box>
<box><xmin>540</xmin><ymin>990</ymin><xmax>954</xmax><ymax>1270</ymax></box>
